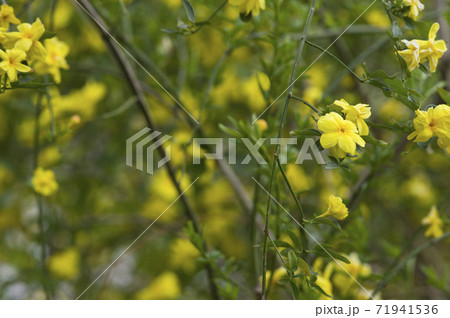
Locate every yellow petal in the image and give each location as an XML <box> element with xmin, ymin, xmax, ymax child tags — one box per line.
<box><xmin>428</xmin><ymin>23</ymin><xmax>439</xmax><ymax>41</ymax></box>
<box><xmin>320</xmin><ymin>132</ymin><xmax>339</xmax><ymax>148</ymax></box>
<box><xmin>338</xmin><ymin>135</ymin><xmax>356</xmax><ymax>155</ymax></box>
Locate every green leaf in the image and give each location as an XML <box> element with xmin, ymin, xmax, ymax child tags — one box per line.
<box><xmin>287</xmin><ymin>250</ymin><xmax>297</xmax><ymax>271</ymax></box>
<box><xmin>362</xmin><ymin>135</ymin><xmax>389</xmax><ymax>147</ymax></box>
<box><xmin>437</xmin><ymin>88</ymin><xmax>450</xmax><ymax>105</ymax></box>
<box><xmin>290</xmin><ymin>128</ymin><xmax>321</xmax><ymax>137</ymax></box>
<box><xmin>297</xmin><ymin>258</ymin><xmax>311</xmax><ymax>277</ymax></box>
<box><xmin>40</xmin><ymin>31</ymin><xmax>57</xmax><ymax>41</ymax></box>
<box><xmin>272</xmin><ymin>240</ymin><xmax>293</xmax><ymax>249</ymax></box>
<box><xmin>363</xmin><ymin>66</ymin><xmax>422</xmax><ymax>110</ymax></box>
<box><xmin>10</xmin><ymin>80</ymin><xmax>53</xmax><ymax>90</ymax></box>
<box><xmin>182</xmin><ymin>0</ymin><xmax>195</xmax><ymax>23</ymax></box>
<box><xmin>311</xmin><ymin>282</ymin><xmax>333</xmax><ymax>299</ymax></box>
<box><xmin>312</xmin><ymin>217</ymin><xmax>348</xmax><ymax>237</ymax></box>
<box><xmin>311</xmin><ymin>245</ymin><xmax>350</xmax><ymax>264</ymax></box>
<box><xmin>218</xmin><ymin>124</ymin><xmax>243</xmax><ymax>138</ymax></box>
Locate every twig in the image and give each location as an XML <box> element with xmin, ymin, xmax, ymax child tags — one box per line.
<box><xmin>261</xmin><ymin>0</ymin><xmax>318</xmax><ymax>300</ymax></box>
<box><xmin>305</xmin><ymin>40</ymin><xmax>364</xmax><ymax>82</ymax></box>
<box><xmin>289</xmin><ymin>94</ymin><xmax>321</xmax><ymax>114</ymax></box>
<box><xmin>371</xmin><ymin>231</ymin><xmax>450</xmax><ymax>298</ymax></box>
<box><xmin>33</xmin><ymin>94</ymin><xmax>52</xmax><ymax>300</ymax></box>
<box><xmin>71</xmin><ymin>0</ymin><xmax>219</xmax><ymax>299</ymax></box>
<box><xmin>276</xmin><ymin>156</ymin><xmax>307</xmax><ymax>259</ymax></box>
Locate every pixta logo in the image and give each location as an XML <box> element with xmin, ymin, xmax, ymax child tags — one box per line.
<box><xmin>126</xmin><ymin>130</ymin><xmax>327</xmax><ymax>174</ymax></box>
<box><xmin>126</xmin><ymin>128</ymin><xmax>172</xmax><ymax>175</ymax></box>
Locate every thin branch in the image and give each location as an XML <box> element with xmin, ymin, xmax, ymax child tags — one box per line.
<box><xmin>289</xmin><ymin>94</ymin><xmax>321</xmax><ymax>114</ymax></box>
<box><xmin>276</xmin><ymin>156</ymin><xmax>307</xmax><ymax>259</ymax></box>
<box><xmin>72</xmin><ymin>0</ymin><xmax>219</xmax><ymax>299</ymax></box>
<box><xmin>372</xmin><ymin>231</ymin><xmax>450</xmax><ymax>298</ymax></box>
<box><xmin>261</xmin><ymin>0</ymin><xmax>318</xmax><ymax>300</ymax></box>
<box><xmin>305</xmin><ymin>40</ymin><xmax>365</xmax><ymax>82</ymax></box>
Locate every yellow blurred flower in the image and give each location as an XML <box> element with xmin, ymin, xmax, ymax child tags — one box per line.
<box><xmin>46</xmin><ymin>1</ymin><xmax>73</xmax><ymax>30</ymax></box>
<box><xmin>334</xmin><ymin>99</ymin><xmax>371</xmax><ymax>136</ymax></box>
<box><xmin>48</xmin><ymin>248</ymin><xmax>80</xmax><ymax>280</ymax></box>
<box><xmin>136</xmin><ymin>272</ymin><xmax>181</xmax><ymax>300</ymax></box>
<box><xmin>32</xmin><ymin>167</ymin><xmax>58</xmax><ymax>196</ymax></box>
<box><xmin>285</xmin><ymin>164</ymin><xmax>311</xmax><ymax>193</ymax></box>
<box><xmin>212</xmin><ymin>69</ymin><xmax>268</xmax><ymax>111</ymax></box>
<box><xmin>421</xmin><ymin>206</ymin><xmax>444</xmax><ymax>239</ymax></box>
<box><xmin>318</xmin><ymin>112</ymin><xmax>365</xmax><ymax>158</ymax></box>
<box><xmin>34</xmin><ymin>37</ymin><xmax>70</xmax><ymax>84</ymax></box>
<box><xmin>165</xmin><ymin>0</ymin><xmax>182</xmax><ymax>9</ymax></box>
<box><xmin>318</xmin><ymin>195</ymin><xmax>349</xmax><ymax>221</ymax></box>
<box><xmin>313</xmin><ymin>258</ymin><xmax>334</xmax><ymax>300</ymax></box>
<box><xmin>0</xmin><ymin>4</ymin><xmax>20</xmax><ymax>28</ymax></box>
<box><xmin>378</xmin><ymin>99</ymin><xmax>410</xmax><ymax>121</ymax></box>
<box><xmin>402</xmin><ymin>0</ymin><xmax>424</xmax><ymax>21</ymax></box>
<box><xmin>303</xmin><ymin>64</ymin><xmax>328</xmax><ymax>105</ymax></box>
<box><xmin>5</xmin><ymin>18</ymin><xmax>47</xmax><ymax>60</ymax></box>
<box><xmin>229</xmin><ymin>0</ymin><xmax>266</xmax><ymax>17</ymax></box>
<box><xmin>333</xmin><ymin>252</ymin><xmax>371</xmax><ymax>295</ymax></box>
<box><xmin>262</xmin><ymin>267</ymin><xmax>287</xmax><ymax>287</ymax></box>
<box><xmin>169</xmin><ymin>238</ymin><xmax>200</xmax><ymax>273</ymax></box>
<box><xmin>38</xmin><ymin>146</ymin><xmax>62</xmax><ymax>168</ymax></box>
<box><xmin>68</xmin><ymin>114</ymin><xmax>81</xmax><ymax>129</ymax></box>
<box><xmin>0</xmin><ymin>48</ymin><xmax>31</xmax><ymax>82</ymax></box>
<box><xmin>256</xmin><ymin>119</ymin><xmax>268</xmax><ymax>132</ymax></box>
<box><xmin>365</xmin><ymin>10</ymin><xmax>390</xmax><ymax>28</ymax></box>
<box><xmin>402</xmin><ymin>173</ymin><xmax>435</xmax><ymax>205</ymax></box>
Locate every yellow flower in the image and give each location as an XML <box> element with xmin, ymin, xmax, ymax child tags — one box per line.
<box><xmin>48</xmin><ymin>248</ymin><xmax>80</xmax><ymax>280</ymax></box>
<box><xmin>417</xmin><ymin>23</ymin><xmax>448</xmax><ymax>72</ymax></box>
<box><xmin>400</xmin><ymin>23</ymin><xmax>447</xmax><ymax>72</ymax></box>
<box><xmin>318</xmin><ymin>112</ymin><xmax>365</xmax><ymax>158</ymax></box>
<box><xmin>31</xmin><ymin>167</ymin><xmax>58</xmax><ymax>196</ymax></box>
<box><xmin>228</xmin><ymin>0</ymin><xmax>266</xmax><ymax>17</ymax></box>
<box><xmin>421</xmin><ymin>206</ymin><xmax>444</xmax><ymax>239</ymax></box>
<box><xmin>5</xmin><ymin>18</ymin><xmax>47</xmax><ymax>60</ymax></box>
<box><xmin>318</xmin><ymin>195</ymin><xmax>349</xmax><ymax>220</ymax></box>
<box><xmin>333</xmin><ymin>253</ymin><xmax>371</xmax><ymax>295</ymax></box>
<box><xmin>34</xmin><ymin>37</ymin><xmax>69</xmax><ymax>83</ymax></box>
<box><xmin>407</xmin><ymin>105</ymin><xmax>450</xmax><ymax>147</ymax></box>
<box><xmin>136</xmin><ymin>272</ymin><xmax>181</xmax><ymax>300</ymax></box>
<box><xmin>312</xmin><ymin>258</ymin><xmax>334</xmax><ymax>299</ymax></box>
<box><xmin>334</xmin><ymin>99</ymin><xmax>371</xmax><ymax>136</ymax></box>
<box><xmin>402</xmin><ymin>0</ymin><xmax>424</xmax><ymax>20</ymax></box>
<box><xmin>398</xmin><ymin>40</ymin><xmax>421</xmax><ymax>71</ymax></box>
<box><xmin>0</xmin><ymin>4</ymin><xmax>20</xmax><ymax>28</ymax></box>
<box><xmin>0</xmin><ymin>48</ymin><xmax>31</xmax><ymax>82</ymax></box>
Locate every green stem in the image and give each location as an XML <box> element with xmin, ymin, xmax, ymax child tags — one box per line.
<box><xmin>33</xmin><ymin>95</ymin><xmax>52</xmax><ymax>300</ymax></box>
<box><xmin>289</xmin><ymin>94</ymin><xmax>321</xmax><ymax>114</ymax></box>
<box><xmin>73</xmin><ymin>0</ymin><xmax>219</xmax><ymax>300</ymax></box>
<box><xmin>371</xmin><ymin>231</ymin><xmax>450</xmax><ymax>298</ymax></box>
<box><xmin>250</xmin><ymin>173</ymin><xmax>261</xmax><ymax>298</ymax></box>
<box><xmin>189</xmin><ymin>0</ymin><xmax>228</xmax><ymax>35</ymax></box>
<box><xmin>276</xmin><ymin>157</ymin><xmax>307</xmax><ymax>259</ymax></box>
<box><xmin>305</xmin><ymin>40</ymin><xmax>364</xmax><ymax>82</ymax></box>
<box><xmin>261</xmin><ymin>0</ymin><xmax>317</xmax><ymax>300</ymax></box>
